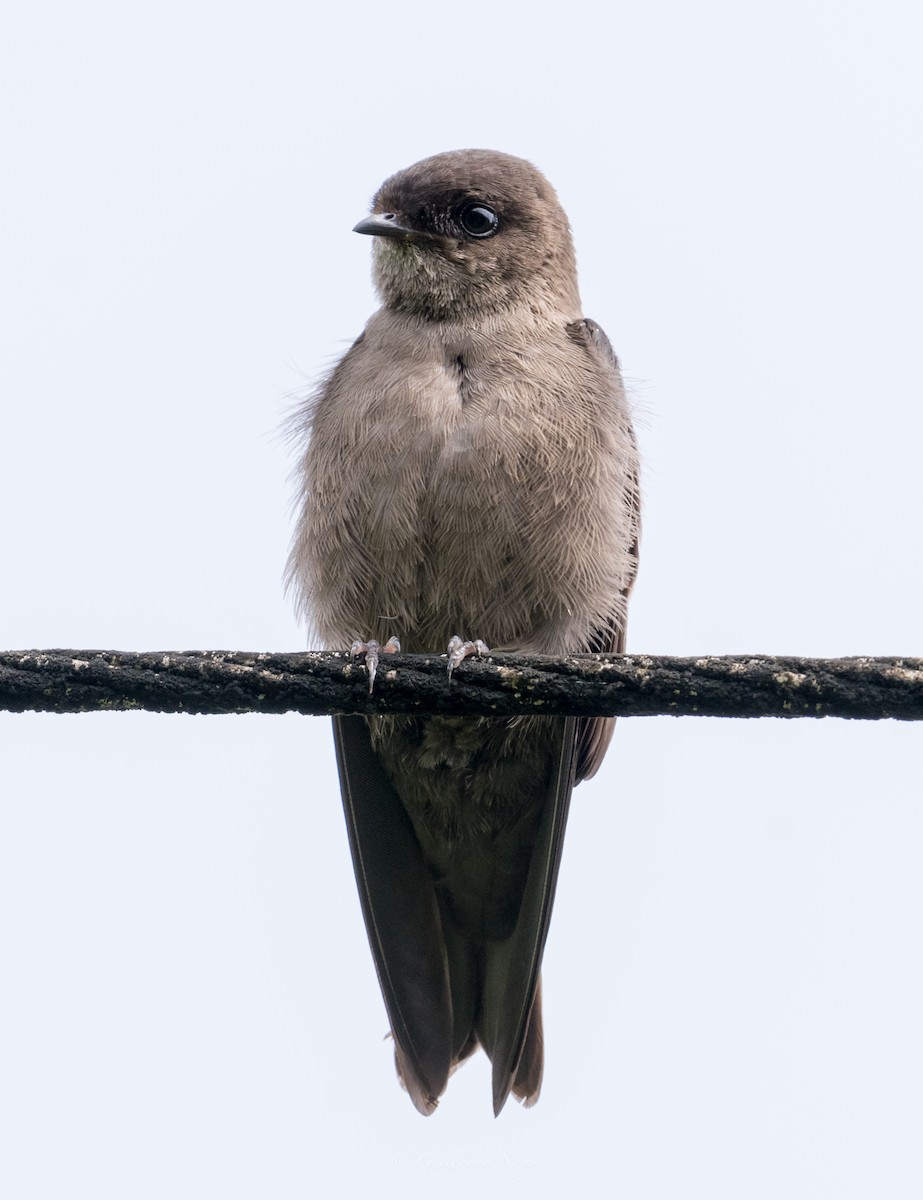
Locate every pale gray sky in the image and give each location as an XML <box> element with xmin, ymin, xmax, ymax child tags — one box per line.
<box><xmin>2</xmin><ymin>1</ymin><xmax>921</xmax><ymax>1197</ymax></box>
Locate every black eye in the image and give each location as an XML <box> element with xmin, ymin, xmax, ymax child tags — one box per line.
<box><xmin>458</xmin><ymin>202</ymin><xmax>499</xmax><ymax>239</ymax></box>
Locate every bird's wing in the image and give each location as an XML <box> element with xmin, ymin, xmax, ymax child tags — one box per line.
<box><xmin>482</xmin><ymin>714</ymin><xmax>579</xmax><ymax>1115</ymax></box>
<box><xmin>488</xmin><ymin>318</ymin><xmax>640</xmax><ymax>1106</ymax></box>
<box><xmin>566</xmin><ymin>318</ymin><xmax>642</xmax><ymax>784</ymax></box>
<box><xmin>333</xmin><ymin>715</ymin><xmax>453</xmax><ymax>1114</ymax></box>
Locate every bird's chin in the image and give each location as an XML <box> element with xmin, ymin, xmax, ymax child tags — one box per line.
<box><xmin>373</xmin><ymin>239</ymin><xmax>459</xmax><ymax>315</ymax></box>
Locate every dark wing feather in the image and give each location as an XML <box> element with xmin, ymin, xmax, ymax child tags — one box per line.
<box><xmin>567</xmin><ymin>318</ymin><xmax>642</xmax><ymax>783</ymax></box>
<box><xmin>333</xmin><ymin>716</ymin><xmax>453</xmax><ymax>1113</ymax></box>
<box><xmin>481</xmin><ymin>716</ymin><xmax>579</xmax><ymax>1115</ymax></box>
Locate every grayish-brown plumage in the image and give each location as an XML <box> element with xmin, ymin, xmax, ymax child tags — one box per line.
<box><xmin>286</xmin><ymin>149</ymin><xmax>640</xmax><ymax>1114</ymax></box>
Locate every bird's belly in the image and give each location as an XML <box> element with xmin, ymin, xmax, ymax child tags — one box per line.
<box><xmin>368</xmin><ymin>448</ymin><xmax>555</xmax><ymax>649</ymax></box>
<box><xmin>320</xmin><ymin>368</ymin><xmax>627</xmax><ymax>654</ymax></box>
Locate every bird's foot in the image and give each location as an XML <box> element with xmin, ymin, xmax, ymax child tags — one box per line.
<box><xmin>350</xmin><ymin>636</ymin><xmax>401</xmax><ymax>694</ymax></box>
<box><xmin>446</xmin><ymin>635</ymin><xmax>490</xmax><ymax>680</ymax></box>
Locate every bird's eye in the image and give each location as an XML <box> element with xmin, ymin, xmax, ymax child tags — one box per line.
<box><xmin>458</xmin><ymin>202</ymin><xmax>499</xmax><ymax>239</ymax></box>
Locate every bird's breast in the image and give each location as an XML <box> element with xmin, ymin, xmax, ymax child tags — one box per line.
<box><xmin>305</xmin><ymin>321</ymin><xmax>635</xmax><ymax>654</ymax></box>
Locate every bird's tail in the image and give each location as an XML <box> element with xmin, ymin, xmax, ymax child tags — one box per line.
<box><xmin>393</xmin><ymin>965</ymin><xmax>545</xmax><ymax>1114</ymax></box>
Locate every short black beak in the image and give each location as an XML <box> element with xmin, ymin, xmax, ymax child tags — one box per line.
<box><xmin>353</xmin><ymin>212</ymin><xmax>417</xmax><ymax>239</ymax></box>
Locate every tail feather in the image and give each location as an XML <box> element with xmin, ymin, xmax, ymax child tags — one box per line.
<box><xmin>336</xmin><ymin>715</ymin><xmax>577</xmax><ymax>1115</ymax></box>
<box><xmin>394</xmin><ymin>1042</ymin><xmax>441</xmax><ymax>1116</ymax></box>
<box><xmin>511</xmin><ymin>979</ymin><xmax>544</xmax><ymax>1107</ymax></box>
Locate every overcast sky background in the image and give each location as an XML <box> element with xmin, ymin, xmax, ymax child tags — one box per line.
<box><xmin>2</xmin><ymin>1</ymin><xmax>922</xmax><ymax>1196</ymax></box>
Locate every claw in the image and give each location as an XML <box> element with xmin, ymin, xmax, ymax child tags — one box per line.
<box><xmin>350</xmin><ymin>636</ymin><xmax>401</xmax><ymax>693</ymax></box>
<box><xmin>447</xmin><ymin>635</ymin><xmax>490</xmax><ymax>680</ymax></box>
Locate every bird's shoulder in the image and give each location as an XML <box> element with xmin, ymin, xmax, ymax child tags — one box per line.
<box><xmin>313</xmin><ymin>309</ymin><xmax>627</xmax><ymax>436</ymax></box>
<box><xmin>565</xmin><ymin>317</ymin><xmax>621</xmax><ymax>373</ymax></box>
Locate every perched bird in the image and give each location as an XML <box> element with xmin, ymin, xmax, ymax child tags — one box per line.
<box><xmin>286</xmin><ymin>149</ymin><xmax>640</xmax><ymax>1115</ymax></box>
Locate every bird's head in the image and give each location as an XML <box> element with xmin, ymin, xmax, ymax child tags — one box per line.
<box><xmin>355</xmin><ymin>149</ymin><xmax>580</xmax><ymax>322</ymax></box>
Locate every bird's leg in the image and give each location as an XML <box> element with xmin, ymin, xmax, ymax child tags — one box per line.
<box><xmin>447</xmin><ymin>634</ymin><xmax>490</xmax><ymax>679</ymax></box>
<box><xmin>350</xmin><ymin>636</ymin><xmax>401</xmax><ymax>694</ymax></box>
